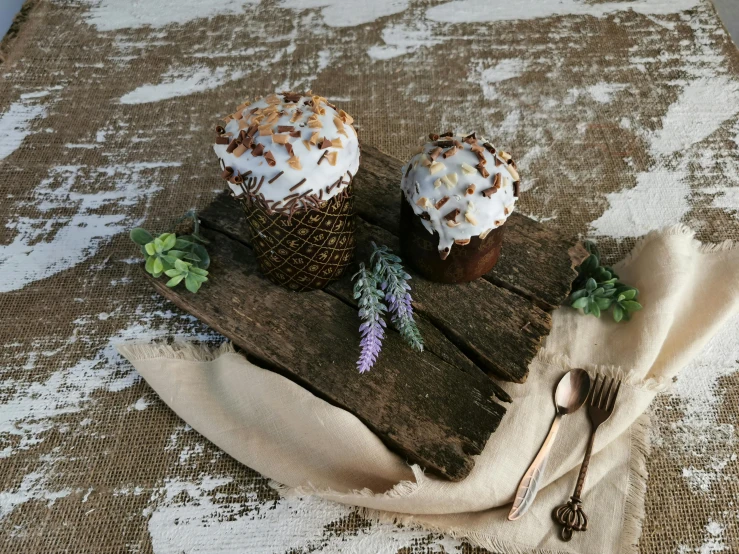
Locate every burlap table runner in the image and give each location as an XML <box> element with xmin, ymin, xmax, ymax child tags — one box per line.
<box><xmin>2</xmin><ymin>0</ymin><xmax>739</xmax><ymax>552</ymax></box>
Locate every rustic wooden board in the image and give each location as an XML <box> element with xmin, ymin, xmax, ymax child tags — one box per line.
<box><xmin>148</xmin><ymin>145</ymin><xmax>581</xmax><ymax>480</ymax></box>
<box><xmin>147</xmin><ymin>227</ymin><xmax>506</xmax><ymax>481</ymax></box>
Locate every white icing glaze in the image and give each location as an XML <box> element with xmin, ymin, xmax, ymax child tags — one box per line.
<box><xmin>401</xmin><ymin>134</ymin><xmax>519</xmax><ymax>256</ymax></box>
<box><xmin>214</xmin><ymin>93</ymin><xmax>359</xmax><ymax>211</ymax></box>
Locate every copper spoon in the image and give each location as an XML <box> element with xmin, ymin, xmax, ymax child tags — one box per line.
<box><xmin>508</xmin><ymin>368</ymin><xmax>591</xmax><ymax>521</ymax></box>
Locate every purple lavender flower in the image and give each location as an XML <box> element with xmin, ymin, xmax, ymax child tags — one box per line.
<box><xmin>352</xmin><ymin>263</ymin><xmax>387</xmax><ymax>373</ymax></box>
<box><xmin>371</xmin><ymin>243</ymin><xmax>424</xmax><ymax>352</ymax></box>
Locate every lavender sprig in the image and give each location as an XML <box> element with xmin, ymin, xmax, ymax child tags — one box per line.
<box><xmin>371</xmin><ymin>243</ymin><xmax>424</xmax><ymax>352</ymax></box>
<box><xmin>352</xmin><ymin>263</ymin><xmax>387</xmax><ymax>373</ymax></box>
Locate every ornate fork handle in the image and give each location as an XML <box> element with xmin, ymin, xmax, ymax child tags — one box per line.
<box><xmin>553</xmin><ymin>428</ymin><xmax>596</xmax><ymax>540</ymax></box>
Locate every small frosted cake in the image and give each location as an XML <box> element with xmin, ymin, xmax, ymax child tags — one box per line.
<box><xmin>400</xmin><ymin>132</ymin><xmax>520</xmax><ymax>283</ymax></box>
<box><xmin>214</xmin><ymin>91</ymin><xmax>360</xmax><ymax>291</ymax></box>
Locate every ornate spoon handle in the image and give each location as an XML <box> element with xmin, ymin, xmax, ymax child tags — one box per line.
<box><xmin>553</xmin><ymin>429</ymin><xmax>596</xmax><ymax>540</ymax></box>
<box><xmin>508</xmin><ymin>414</ymin><xmax>562</xmax><ymax>520</ymax></box>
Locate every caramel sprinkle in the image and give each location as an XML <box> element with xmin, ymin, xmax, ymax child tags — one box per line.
<box><xmin>477</xmin><ymin>164</ymin><xmax>489</xmax><ymax>178</ymax></box>
<box><xmin>272</xmin><ymin>134</ymin><xmax>289</xmax><ymax>144</ymax></box>
<box><xmin>290</xmin><ymin>110</ymin><xmax>303</xmax><ymax>123</ymax></box>
<box><xmin>416</xmin><ymin>197</ymin><xmax>431</xmax><ymax>209</ymax></box>
<box><xmin>435</xmin><ymin>196</ymin><xmax>449</xmax><ymax>210</ymax></box>
<box><xmin>258</xmin><ymin>124</ymin><xmax>273</xmax><ymax>136</ymax></box>
<box><xmin>233</xmin><ymin>143</ymin><xmax>248</xmax><ymax>157</ymax></box>
<box><xmin>326</xmin><ymin>151</ymin><xmax>338</xmax><ymax>166</ymax></box>
<box><xmin>429</xmin><ymin>147</ymin><xmax>443</xmax><ymax>160</ymax></box>
<box><xmin>466</xmin><ymin>184</ymin><xmax>476</xmax><ymax>195</ymax></box>
<box><xmin>309</xmin><ymin>131</ymin><xmax>320</xmax><ymax>145</ymax></box>
<box><xmin>338</xmin><ymin>109</ymin><xmax>354</xmax><ymax>124</ymax></box>
<box><xmin>302</xmin><ymin>139</ymin><xmax>312</xmax><ymax>150</ymax></box>
<box><xmin>287</xmin><ymin>154</ymin><xmax>302</xmax><ymax>170</ymax></box>
<box><xmin>330</xmin><ymin>138</ymin><xmax>342</xmax><ymax>148</ymax></box>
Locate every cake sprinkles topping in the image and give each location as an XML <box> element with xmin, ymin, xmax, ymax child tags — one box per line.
<box><xmin>401</xmin><ymin>132</ymin><xmax>520</xmax><ymax>258</ymax></box>
<box><xmin>214</xmin><ymin>91</ymin><xmax>359</xmax><ymax>213</ymax></box>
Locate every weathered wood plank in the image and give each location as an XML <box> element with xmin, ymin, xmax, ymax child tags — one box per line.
<box><xmin>353</xmin><ymin>145</ymin><xmax>581</xmax><ymax>309</ymax></box>
<box><xmin>148</xmin><ymin>226</ymin><xmax>506</xmax><ymax>481</ymax></box>
<box><xmin>201</xmin><ymin>193</ymin><xmax>551</xmax><ymax>383</ymax></box>
<box><xmin>199</xmin><ymin>198</ymin><xmax>514</xmax><ymax>395</ymax></box>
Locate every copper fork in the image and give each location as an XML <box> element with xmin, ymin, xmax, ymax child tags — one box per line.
<box><xmin>553</xmin><ymin>375</ymin><xmax>621</xmax><ymax>541</ymax></box>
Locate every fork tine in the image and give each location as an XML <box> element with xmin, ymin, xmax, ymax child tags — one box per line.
<box><xmin>600</xmin><ymin>377</ymin><xmax>613</xmax><ymax>410</ymax></box>
<box><xmin>589</xmin><ymin>375</ymin><xmax>601</xmax><ymax>406</ymax></box>
<box><xmin>607</xmin><ymin>380</ymin><xmax>622</xmax><ymax>412</ymax></box>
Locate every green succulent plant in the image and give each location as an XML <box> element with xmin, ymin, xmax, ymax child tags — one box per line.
<box><xmin>569</xmin><ymin>241</ymin><xmax>642</xmax><ymax>322</ymax></box>
<box><xmin>129</xmin><ymin>211</ymin><xmax>210</xmax><ymax>293</ymax></box>
<box><xmin>164</xmin><ymin>259</ymin><xmax>209</xmax><ymax>293</ymax></box>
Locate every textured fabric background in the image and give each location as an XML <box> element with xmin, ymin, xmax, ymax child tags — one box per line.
<box><xmin>1</xmin><ymin>1</ymin><xmax>738</xmax><ymax>552</ymax></box>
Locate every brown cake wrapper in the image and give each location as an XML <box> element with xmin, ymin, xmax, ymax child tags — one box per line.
<box><xmin>399</xmin><ymin>196</ymin><xmax>505</xmax><ymax>284</ymax></box>
<box><xmin>239</xmin><ymin>182</ymin><xmax>356</xmax><ymax>291</ymax></box>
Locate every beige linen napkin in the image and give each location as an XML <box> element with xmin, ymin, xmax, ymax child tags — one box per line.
<box><xmin>118</xmin><ymin>226</ymin><xmax>739</xmax><ymax>554</ymax></box>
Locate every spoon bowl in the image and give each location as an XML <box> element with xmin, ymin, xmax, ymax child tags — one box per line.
<box><xmin>555</xmin><ymin>368</ymin><xmax>591</xmax><ymax>415</ymax></box>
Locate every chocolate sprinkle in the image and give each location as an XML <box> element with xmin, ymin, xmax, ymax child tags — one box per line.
<box><xmin>289</xmin><ymin>130</ymin><xmax>301</xmax><ymax>138</ymax></box>
<box><xmin>264</xmin><ymin>151</ymin><xmax>276</xmax><ymax>166</ymax></box>
<box><xmin>444</xmin><ymin>208</ymin><xmax>460</xmax><ymax>222</ymax></box>
<box><xmin>440</xmin><ymin>131</ymin><xmax>453</xmax><ymax>137</ymax></box>
<box><xmin>482</xmin><ymin>187</ymin><xmax>496</xmax><ymax>198</ymax></box>
<box><xmin>268</xmin><ymin>171</ymin><xmax>284</xmax><ymax>184</ymax></box>
<box><xmin>319</xmin><ymin>138</ymin><xmax>332</xmax><ymax>149</ymax></box>
<box><xmin>215</xmin><ymin>136</ymin><xmax>230</xmax><ymax>145</ymax></box>
<box><xmin>477</xmin><ymin>164</ymin><xmax>490</xmax><ymax>178</ymax></box>
<box><xmin>277</xmin><ymin>125</ymin><xmax>295</xmax><ymax>132</ymax></box>
<box><xmin>251</xmin><ymin>143</ymin><xmax>264</xmax><ymax>157</ymax></box>
<box><xmin>215</xmin><ymin>125</ymin><xmax>226</xmax><ymax>134</ymax></box>
<box><xmin>495</xmin><ymin>157</ymin><xmax>503</xmax><ymax>167</ymax></box>
<box><xmin>429</xmin><ymin>133</ymin><xmax>439</xmax><ymax>141</ymax></box>
<box><xmin>464</xmin><ymin>132</ymin><xmax>476</xmax><ymax>142</ymax></box>
<box><xmin>317</xmin><ymin>150</ymin><xmax>328</xmax><ymax>164</ymax></box>
<box><xmin>434</xmin><ymin>140</ymin><xmax>454</xmax><ymax>148</ymax></box>
<box><xmin>253</xmin><ymin>176</ymin><xmax>265</xmax><ymax>194</ymax></box>
<box><xmin>442</xmin><ymin>146</ymin><xmax>458</xmax><ymax>158</ymax></box>
<box><xmin>284</xmin><ymin>142</ymin><xmax>293</xmax><ymax>155</ymax></box>
<box><xmin>513</xmin><ymin>181</ymin><xmax>520</xmax><ymax>198</ymax></box>
<box><xmin>225</xmin><ymin>139</ymin><xmax>239</xmax><ymax>153</ymax></box>
<box><xmin>405</xmin><ymin>164</ymin><xmax>412</xmax><ymax>177</ymax></box>
<box><xmin>483</xmin><ymin>143</ymin><xmax>496</xmax><ymax>154</ymax></box>
<box><xmin>221</xmin><ymin>166</ymin><xmax>234</xmax><ymax>180</ymax></box>
<box><xmin>429</xmin><ymin>146</ymin><xmax>443</xmax><ymax>160</ymax></box>
<box><xmin>289</xmin><ymin>178</ymin><xmax>307</xmax><ymax>192</ymax></box>
<box><xmin>420</xmin><ymin>211</ymin><xmax>431</xmax><ymax>221</ymax></box>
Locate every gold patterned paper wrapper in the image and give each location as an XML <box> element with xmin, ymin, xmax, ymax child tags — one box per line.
<box><xmin>239</xmin><ymin>183</ymin><xmax>356</xmax><ymax>291</ymax></box>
